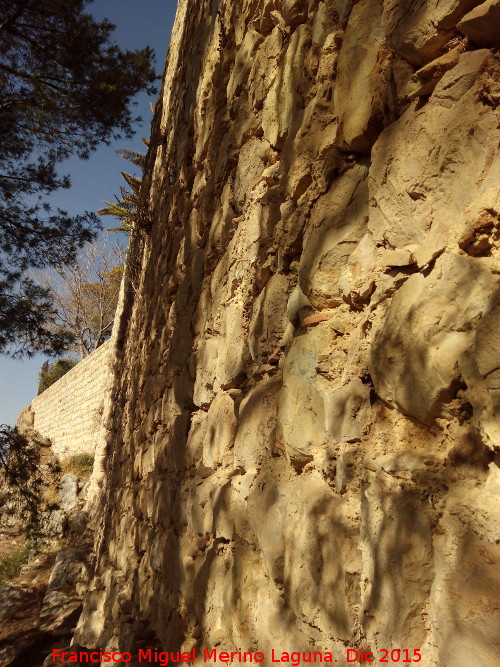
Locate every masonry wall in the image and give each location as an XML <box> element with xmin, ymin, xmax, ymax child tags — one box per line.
<box><xmin>30</xmin><ymin>340</ymin><xmax>112</xmax><ymax>460</ymax></box>
<box><xmin>77</xmin><ymin>1</ymin><xmax>500</xmax><ymax>664</ymax></box>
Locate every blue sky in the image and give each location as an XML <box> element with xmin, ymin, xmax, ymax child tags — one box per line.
<box><xmin>0</xmin><ymin>0</ymin><xmax>178</xmax><ymax>426</ymax></box>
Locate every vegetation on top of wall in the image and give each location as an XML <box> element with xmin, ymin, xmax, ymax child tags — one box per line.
<box><xmin>38</xmin><ymin>358</ymin><xmax>78</xmax><ymax>394</ymax></box>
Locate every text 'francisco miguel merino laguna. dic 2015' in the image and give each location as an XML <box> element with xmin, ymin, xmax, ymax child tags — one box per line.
<box><xmin>52</xmin><ymin>647</ymin><xmax>424</xmax><ymax>664</ymax></box>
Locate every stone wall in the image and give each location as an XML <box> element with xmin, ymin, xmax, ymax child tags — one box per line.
<box><xmin>76</xmin><ymin>1</ymin><xmax>500</xmax><ymax>665</ymax></box>
<box><xmin>29</xmin><ymin>341</ymin><xmax>112</xmax><ymax>460</ymax></box>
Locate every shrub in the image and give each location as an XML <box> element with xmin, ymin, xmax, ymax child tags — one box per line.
<box><xmin>0</xmin><ymin>425</ymin><xmax>46</xmax><ymax>540</ymax></box>
<box><xmin>0</xmin><ymin>543</ymin><xmax>31</xmax><ymax>583</ymax></box>
<box><xmin>38</xmin><ymin>358</ymin><xmax>78</xmax><ymax>393</ymax></box>
<box><xmin>61</xmin><ymin>453</ymin><xmax>94</xmax><ymax>478</ymax></box>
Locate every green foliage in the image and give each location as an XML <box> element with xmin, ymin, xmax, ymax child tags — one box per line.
<box><xmin>61</xmin><ymin>453</ymin><xmax>94</xmax><ymax>477</ymax></box>
<box><xmin>0</xmin><ymin>543</ymin><xmax>31</xmax><ymax>583</ymax></box>
<box><xmin>0</xmin><ymin>425</ymin><xmax>47</xmax><ymax>541</ymax></box>
<box><xmin>38</xmin><ymin>358</ymin><xmax>78</xmax><ymax>393</ymax></box>
<box><xmin>98</xmin><ymin>142</ymin><xmax>148</xmax><ymax>233</ymax></box>
<box><xmin>0</xmin><ymin>0</ymin><xmax>158</xmax><ymax>356</ymax></box>
<box><xmin>0</xmin><ymin>277</ymin><xmax>76</xmax><ymax>357</ymax></box>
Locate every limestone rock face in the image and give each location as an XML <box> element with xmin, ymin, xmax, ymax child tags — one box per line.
<box><xmin>76</xmin><ymin>1</ymin><xmax>500</xmax><ymax>665</ymax></box>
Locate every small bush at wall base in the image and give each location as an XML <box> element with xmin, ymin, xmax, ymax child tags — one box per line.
<box><xmin>38</xmin><ymin>358</ymin><xmax>78</xmax><ymax>394</ymax></box>
<box><xmin>0</xmin><ymin>543</ymin><xmax>31</xmax><ymax>583</ymax></box>
<box><xmin>62</xmin><ymin>453</ymin><xmax>94</xmax><ymax>477</ymax></box>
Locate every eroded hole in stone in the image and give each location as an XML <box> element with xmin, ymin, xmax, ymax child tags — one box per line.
<box><xmin>446</xmin><ymin>427</ymin><xmax>493</xmax><ymax>469</ymax></box>
<box><xmin>360</xmin><ymin>373</ymin><xmax>373</xmax><ymax>386</ymax></box>
<box><xmin>461</xmin><ymin>227</ymin><xmax>499</xmax><ymax>257</ymax></box>
<box><xmin>359</xmin><ymin>371</ymin><xmax>378</xmax><ymax>406</ymax></box>
<box><xmin>459</xmin><ymin>210</ymin><xmax>500</xmax><ymax>257</ymax></box>
<box><xmin>289</xmin><ymin>454</ymin><xmax>313</xmax><ymax>474</ymax></box>
<box><xmin>414</xmin><ymin>94</ymin><xmax>430</xmax><ymax>111</ymax></box>
<box><xmin>442</xmin><ymin>378</ymin><xmax>474</xmax><ymax>424</ymax></box>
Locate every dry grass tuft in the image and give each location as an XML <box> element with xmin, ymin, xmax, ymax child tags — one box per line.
<box><xmin>0</xmin><ymin>543</ymin><xmax>31</xmax><ymax>583</ymax></box>
<box><xmin>61</xmin><ymin>453</ymin><xmax>94</xmax><ymax>478</ymax></box>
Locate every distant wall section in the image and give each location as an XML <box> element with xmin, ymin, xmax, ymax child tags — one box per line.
<box><xmin>29</xmin><ymin>340</ymin><xmax>112</xmax><ymax>460</ymax></box>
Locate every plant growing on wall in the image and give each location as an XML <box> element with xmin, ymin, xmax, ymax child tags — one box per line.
<box><xmin>98</xmin><ymin>141</ymin><xmax>148</xmax><ymax>234</ymax></box>
<box><xmin>0</xmin><ymin>542</ymin><xmax>31</xmax><ymax>583</ymax></box>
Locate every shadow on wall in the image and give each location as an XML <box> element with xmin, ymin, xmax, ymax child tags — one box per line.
<box><xmin>74</xmin><ymin>0</ymin><xmax>500</xmax><ymax>663</ymax></box>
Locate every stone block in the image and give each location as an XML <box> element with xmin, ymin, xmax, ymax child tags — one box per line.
<box><xmin>371</xmin><ymin>254</ymin><xmax>500</xmax><ymax>424</ymax></box>
<box><xmin>458</xmin><ymin>0</ymin><xmax>500</xmax><ymax>46</ymax></box>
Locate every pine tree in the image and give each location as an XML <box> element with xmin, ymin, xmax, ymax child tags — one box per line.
<box><xmin>0</xmin><ymin>0</ymin><xmax>157</xmax><ymax>356</ymax></box>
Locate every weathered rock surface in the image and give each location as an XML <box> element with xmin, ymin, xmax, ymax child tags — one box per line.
<box><xmin>0</xmin><ymin>549</ymin><xmax>73</xmax><ymax>667</ymax></box>
<box><xmin>59</xmin><ymin>474</ymin><xmax>79</xmax><ymax>514</ymax></box>
<box><xmin>458</xmin><ymin>0</ymin><xmax>500</xmax><ymax>47</ymax></box>
<box><xmin>371</xmin><ymin>253</ymin><xmax>500</xmax><ymax>424</ymax></box>
<box><xmin>74</xmin><ymin>1</ymin><xmax>500</xmax><ymax>665</ymax></box>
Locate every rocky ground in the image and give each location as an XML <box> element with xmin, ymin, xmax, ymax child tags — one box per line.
<box><xmin>0</xmin><ymin>469</ymin><xmax>93</xmax><ymax>667</ymax></box>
